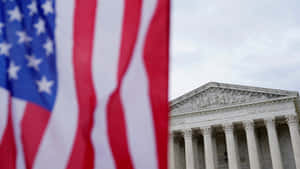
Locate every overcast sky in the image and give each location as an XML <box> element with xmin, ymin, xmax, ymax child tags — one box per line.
<box><xmin>170</xmin><ymin>0</ymin><xmax>300</xmax><ymax>99</ymax></box>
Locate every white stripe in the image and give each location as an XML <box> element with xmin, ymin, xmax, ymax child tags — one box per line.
<box><xmin>91</xmin><ymin>0</ymin><xmax>124</xmax><ymax>169</ymax></box>
<box><xmin>120</xmin><ymin>0</ymin><xmax>158</xmax><ymax>168</ymax></box>
<box><xmin>32</xmin><ymin>1</ymin><xmax>78</xmax><ymax>169</ymax></box>
<box><xmin>11</xmin><ymin>98</ymin><xmax>26</xmax><ymax>169</ymax></box>
<box><xmin>0</xmin><ymin>88</ymin><xmax>9</xmax><ymax>142</ymax></box>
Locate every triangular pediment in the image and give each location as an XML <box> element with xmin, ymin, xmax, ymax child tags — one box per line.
<box><xmin>170</xmin><ymin>82</ymin><xmax>298</xmax><ymax>114</ymax></box>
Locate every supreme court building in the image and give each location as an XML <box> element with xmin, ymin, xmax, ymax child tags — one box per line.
<box><xmin>169</xmin><ymin>82</ymin><xmax>300</xmax><ymax>169</ymax></box>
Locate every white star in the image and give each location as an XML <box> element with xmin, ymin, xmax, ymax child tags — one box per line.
<box><xmin>43</xmin><ymin>38</ymin><xmax>54</xmax><ymax>56</ymax></box>
<box><xmin>0</xmin><ymin>42</ymin><xmax>12</xmax><ymax>56</ymax></box>
<box><xmin>8</xmin><ymin>61</ymin><xmax>21</xmax><ymax>80</ymax></box>
<box><xmin>34</xmin><ymin>18</ymin><xmax>46</xmax><ymax>35</ymax></box>
<box><xmin>17</xmin><ymin>31</ymin><xmax>32</xmax><ymax>44</ymax></box>
<box><xmin>7</xmin><ymin>6</ymin><xmax>22</xmax><ymax>22</ymax></box>
<box><xmin>26</xmin><ymin>55</ymin><xmax>42</xmax><ymax>71</ymax></box>
<box><xmin>42</xmin><ymin>1</ymin><xmax>54</xmax><ymax>15</ymax></box>
<box><xmin>0</xmin><ymin>22</ymin><xmax>4</xmax><ymax>34</ymax></box>
<box><xmin>27</xmin><ymin>1</ymin><xmax>38</xmax><ymax>16</ymax></box>
<box><xmin>36</xmin><ymin>76</ymin><xmax>54</xmax><ymax>94</ymax></box>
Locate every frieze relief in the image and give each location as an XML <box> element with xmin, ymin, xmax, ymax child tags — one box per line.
<box><xmin>171</xmin><ymin>87</ymin><xmax>284</xmax><ymax>114</ymax></box>
<box><xmin>170</xmin><ymin>100</ymin><xmax>295</xmax><ymax>127</ymax></box>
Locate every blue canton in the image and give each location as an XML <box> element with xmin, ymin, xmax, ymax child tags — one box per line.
<box><xmin>0</xmin><ymin>0</ymin><xmax>57</xmax><ymax>111</ymax></box>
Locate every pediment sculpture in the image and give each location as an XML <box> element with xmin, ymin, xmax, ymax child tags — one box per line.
<box><xmin>170</xmin><ymin>82</ymin><xmax>296</xmax><ymax>114</ymax></box>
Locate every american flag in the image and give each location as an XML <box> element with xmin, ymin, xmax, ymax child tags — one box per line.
<box><xmin>0</xmin><ymin>0</ymin><xmax>170</xmax><ymax>169</ymax></box>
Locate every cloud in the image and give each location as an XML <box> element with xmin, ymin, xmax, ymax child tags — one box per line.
<box><xmin>171</xmin><ymin>0</ymin><xmax>300</xmax><ymax>99</ymax></box>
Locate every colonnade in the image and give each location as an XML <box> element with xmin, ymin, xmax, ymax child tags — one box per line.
<box><xmin>169</xmin><ymin>115</ymin><xmax>300</xmax><ymax>169</ymax></box>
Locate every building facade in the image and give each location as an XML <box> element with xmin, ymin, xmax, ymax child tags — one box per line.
<box><xmin>169</xmin><ymin>82</ymin><xmax>300</xmax><ymax>169</ymax></box>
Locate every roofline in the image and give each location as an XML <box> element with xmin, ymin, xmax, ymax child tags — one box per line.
<box><xmin>170</xmin><ymin>82</ymin><xmax>299</xmax><ymax>106</ymax></box>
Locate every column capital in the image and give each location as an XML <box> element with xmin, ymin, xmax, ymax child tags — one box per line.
<box><xmin>223</xmin><ymin>123</ymin><xmax>234</xmax><ymax>133</ymax></box>
<box><xmin>201</xmin><ymin>126</ymin><xmax>212</xmax><ymax>136</ymax></box>
<box><xmin>264</xmin><ymin>117</ymin><xmax>276</xmax><ymax>127</ymax></box>
<box><xmin>243</xmin><ymin>120</ymin><xmax>255</xmax><ymax>131</ymax></box>
<box><xmin>286</xmin><ymin>114</ymin><xmax>299</xmax><ymax>126</ymax></box>
<box><xmin>182</xmin><ymin>128</ymin><xmax>193</xmax><ymax>139</ymax></box>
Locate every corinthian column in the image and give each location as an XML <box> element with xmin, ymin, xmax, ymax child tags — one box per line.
<box><xmin>286</xmin><ymin>115</ymin><xmax>300</xmax><ymax>169</ymax></box>
<box><xmin>202</xmin><ymin>126</ymin><xmax>216</xmax><ymax>169</ymax></box>
<box><xmin>183</xmin><ymin>129</ymin><xmax>195</xmax><ymax>169</ymax></box>
<box><xmin>265</xmin><ymin>118</ymin><xmax>284</xmax><ymax>169</ymax></box>
<box><xmin>243</xmin><ymin>120</ymin><xmax>261</xmax><ymax>169</ymax></box>
<box><xmin>169</xmin><ymin>132</ymin><xmax>175</xmax><ymax>169</ymax></box>
<box><xmin>223</xmin><ymin>123</ymin><xmax>240</xmax><ymax>169</ymax></box>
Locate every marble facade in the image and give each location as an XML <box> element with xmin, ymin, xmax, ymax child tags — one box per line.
<box><xmin>169</xmin><ymin>82</ymin><xmax>300</xmax><ymax>169</ymax></box>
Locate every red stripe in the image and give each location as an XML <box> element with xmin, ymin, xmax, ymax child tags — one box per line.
<box><xmin>143</xmin><ymin>1</ymin><xmax>170</xmax><ymax>169</ymax></box>
<box><xmin>67</xmin><ymin>0</ymin><xmax>97</xmax><ymax>168</ymax></box>
<box><xmin>106</xmin><ymin>0</ymin><xmax>142</xmax><ymax>169</ymax></box>
<box><xmin>21</xmin><ymin>103</ymin><xmax>50</xmax><ymax>169</ymax></box>
<box><xmin>107</xmin><ymin>91</ymin><xmax>134</xmax><ymax>169</ymax></box>
<box><xmin>117</xmin><ymin>0</ymin><xmax>142</xmax><ymax>79</ymax></box>
<box><xmin>0</xmin><ymin>98</ymin><xmax>16</xmax><ymax>169</ymax></box>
